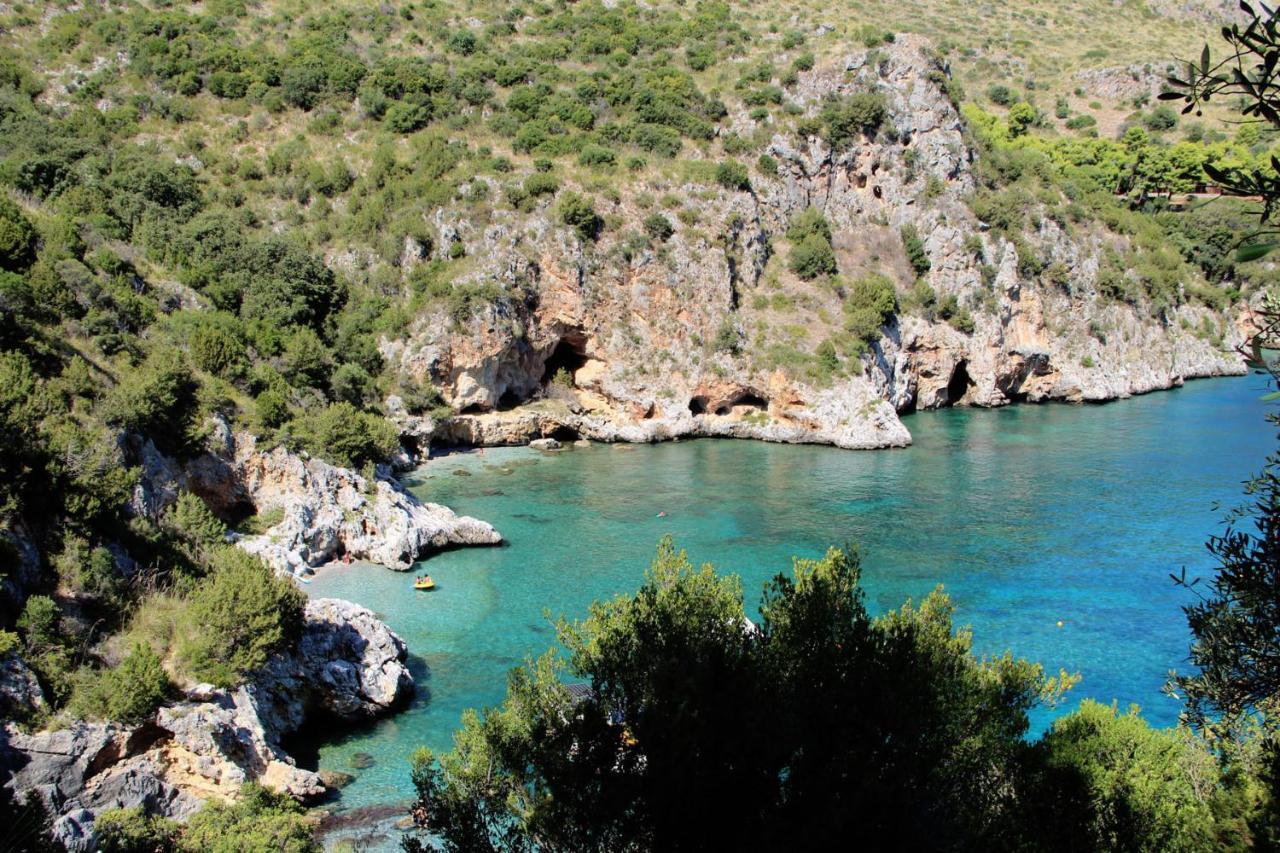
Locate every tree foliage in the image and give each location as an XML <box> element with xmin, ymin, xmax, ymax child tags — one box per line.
<box><xmin>819</xmin><ymin>92</ymin><xmax>888</xmax><ymax>148</ymax></box>
<box><xmin>176</xmin><ymin>548</ymin><xmax>305</xmax><ymax>687</ymax></box>
<box><xmin>291</xmin><ymin>401</ymin><xmax>400</xmax><ymax>469</ymax></box>
<box><xmin>404</xmin><ymin>538</ymin><xmax>1078</xmax><ymax>852</ymax></box>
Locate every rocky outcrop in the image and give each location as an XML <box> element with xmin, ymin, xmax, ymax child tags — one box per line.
<box><xmin>1073</xmin><ymin>62</ymin><xmax>1180</xmax><ymax>104</ymax></box>
<box><xmin>265</xmin><ymin>598</ymin><xmax>414</xmax><ymax>720</ymax></box>
<box><xmin>1</xmin><ymin>598</ymin><xmax>413</xmax><ymax>850</ymax></box>
<box><xmin>379</xmin><ymin>36</ymin><xmax>1244</xmax><ymax>456</ymax></box>
<box><xmin>229</xmin><ymin>436</ymin><xmax>501</xmax><ymax>575</ymax></box>
<box><xmin>1</xmin><ymin>722</ymin><xmax>204</xmax><ymax>851</ymax></box>
<box><xmin>0</xmin><ymin>652</ymin><xmax>44</xmax><ymax>719</ymax></box>
<box><xmin>132</xmin><ymin>416</ymin><xmax>501</xmax><ymax>576</ymax></box>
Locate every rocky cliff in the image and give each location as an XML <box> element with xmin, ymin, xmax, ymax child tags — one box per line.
<box><xmin>381</xmin><ymin>36</ymin><xmax>1244</xmax><ymax>453</ymax></box>
<box><xmin>0</xmin><ymin>598</ymin><xmax>410</xmax><ymax>851</ymax></box>
<box><xmin>131</xmin><ymin>415</ymin><xmax>502</xmax><ymax>576</ymax></box>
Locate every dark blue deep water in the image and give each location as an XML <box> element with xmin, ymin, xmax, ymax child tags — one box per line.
<box><xmin>306</xmin><ymin>375</ymin><xmax>1274</xmax><ymax>825</ymax></box>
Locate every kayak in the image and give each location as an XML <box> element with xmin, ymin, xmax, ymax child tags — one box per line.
<box><xmin>414</xmin><ymin>577</ymin><xmax>436</xmax><ymax>591</ymax></box>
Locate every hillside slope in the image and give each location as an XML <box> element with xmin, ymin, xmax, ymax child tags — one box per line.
<box><xmin>395</xmin><ymin>35</ymin><xmax>1243</xmax><ymax>451</ymax></box>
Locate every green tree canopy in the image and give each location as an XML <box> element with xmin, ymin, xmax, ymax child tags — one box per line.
<box><xmin>404</xmin><ymin>538</ymin><xmax>1074</xmax><ymax>852</ymax></box>
<box><xmin>176</xmin><ymin>548</ymin><xmax>305</xmax><ymax>687</ymax></box>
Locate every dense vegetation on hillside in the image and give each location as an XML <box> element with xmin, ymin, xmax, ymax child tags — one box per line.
<box><xmin>0</xmin><ymin>0</ymin><xmax>1277</xmax><ymax>849</ymax></box>
<box><xmin>405</xmin><ymin>538</ymin><xmax>1277</xmax><ymax>851</ymax></box>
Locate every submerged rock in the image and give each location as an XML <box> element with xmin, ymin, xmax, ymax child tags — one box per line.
<box><xmin>318</xmin><ymin>769</ymin><xmax>355</xmax><ymax>789</ymax></box>
<box><xmin>348</xmin><ymin>752</ymin><xmax>376</xmax><ymax>770</ymax></box>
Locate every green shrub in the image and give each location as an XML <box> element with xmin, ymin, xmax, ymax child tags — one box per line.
<box><xmin>712</xmin><ymin>320</ymin><xmax>740</xmax><ymax>354</ymax></box>
<box><xmin>1025</xmin><ymin>701</ymin><xmax>1220</xmax><ymax>852</ymax></box>
<box><xmin>0</xmin><ymin>196</ymin><xmax>37</xmax><ymax>272</ymax></box>
<box><xmin>948</xmin><ymin>306</ymin><xmax>975</xmax><ymax>333</ymax></box>
<box><xmin>558</xmin><ymin>193</ymin><xmax>603</xmax><ymax>241</ymax></box>
<box><xmin>330</xmin><ymin>362</ymin><xmax>375</xmax><ymax>406</ymax></box>
<box><xmin>578</xmin><ymin>145</ymin><xmax>617</xmax><ymax>167</ymax></box>
<box><xmin>71</xmin><ymin>643</ymin><xmax>172</xmax><ymax>723</ymax></box>
<box><xmin>18</xmin><ymin>595</ymin><xmax>74</xmax><ymax>704</ymax></box>
<box><xmin>986</xmin><ymin>84</ymin><xmax>1014</xmax><ymax>106</ymax></box>
<box><xmin>858</xmin><ymin>25</ymin><xmax>895</xmax><ymax>47</ymax></box>
<box><xmin>447</xmin><ymin>30</ymin><xmax>478</xmax><ymax>55</ymax></box>
<box><xmin>96</xmin><ymin>806</ymin><xmax>180</xmax><ymax>853</ymax></box>
<box><xmin>643</xmin><ymin>213</ymin><xmax>674</xmax><ymax>242</ymax></box>
<box><xmin>189</xmin><ymin>314</ymin><xmax>248</xmax><ymax>379</ymax></box>
<box><xmin>788</xmin><ymin>206</ymin><xmax>837</xmax><ymax>279</ymax></box>
<box><xmin>715</xmin><ymin>160</ymin><xmax>751</xmax><ymax>191</ymax></box>
<box><xmin>1007</xmin><ymin>102</ymin><xmax>1039</xmax><ymax>137</ymax></box>
<box><xmin>384</xmin><ymin>101</ymin><xmax>431</xmax><ymax>133</ymax></box>
<box><xmin>292</xmin><ymin>402</ymin><xmax>399</xmax><ymax>469</ymax></box>
<box><xmin>280</xmin><ymin>327</ymin><xmax>333</xmax><ymax>390</ymax></box>
<box><xmin>1142</xmin><ymin>105</ymin><xmax>1178</xmax><ymax>131</ymax></box>
<box><xmin>786</xmin><ymin>207</ymin><xmax>832</xmax><ymax>243</ymax></box>
<box><xmin>820</xmin><ymin>92</ymin><xmax>887</xmax><ymax>148</ymax></box>
<box><xmin>632</xmin><ymin>123</ymin><xmax>682</xmax><ymax>157</ymax></box>
<box><xmin>100</xmin><ymin>356</ymin><xmax>199</xmax><ymax>455</ymax></box>
<box><xmin>166</xmin><ymin>492</ymin><xmax>227</xmax><ymax>553</ymax></box>
<box><xmin>177</xmin><ymin>548</ymin><xmax>306</xmax><ymax>687</ymax></box>
<box><xmin>181</xmin><ymin>784</ymin><xmax>319</xmax><ymax>852</ymax></box>
<box><xmin>255</xmin><ymin>387</ymin><xmax>290</xmax><ymax>430</ymax></box>
<box><xmin>900</xmin><ymin>224</ymin><xmax>931</xmax><ymax>275</ymax></box>
<box><xmin>524</xmin><ymin>172</ymin><xmax>559</xmax><ymax>198</ymax></box>
<box><xmin>815</xmin><ymin>339</ymin><xmax>840</xmax><ymax>374</ymax></box>
<box><xmin>843</xmin><ymin>273</ymin><xmax>898</xmax><ymax>344</ymax></box>
<box><xmin>790</xmin><ymin>233</ymin><xmax>837</xmax><ymax>279</ymax></box>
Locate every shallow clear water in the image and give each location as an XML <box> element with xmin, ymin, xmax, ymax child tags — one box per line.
<box><xmin>304</xmin><ymin>376</ymin><xmax>1274</xmax><ymax>827</ymax></box>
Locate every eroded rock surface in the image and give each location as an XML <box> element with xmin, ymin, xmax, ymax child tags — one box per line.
<box><xmin>132</xmin><ymin>416</ymin><xmax>502</xmax><ymax>576</ymax></box>
<box><xmin>380</xmin><ymin>35</ymin><xmax>1243</xmax><ymax>457</ymax></box>
<box><xmin>1</xmin><ymin>599</ymin><xmax>413</xmax><ymax>850</ymax></box>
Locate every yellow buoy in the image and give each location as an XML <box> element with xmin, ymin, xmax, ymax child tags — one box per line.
<box><xmin>1055</xmin><ymin>620</ymin><xmax>1064</xmax><ymax>628</ymax></box>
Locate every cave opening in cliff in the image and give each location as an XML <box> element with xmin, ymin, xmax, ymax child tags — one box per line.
<box><xmin>688</xmin><ymin>396</ymin><xmax>709</xmax><ymax>415</ymax></box>
<box><xmin>946</xmin><ymin>359</ymin><xmax>974</xmax><ymax>405</ymax></box>
<box><xmin>541</xmin><ymin>333</ymin><xmax>589</xmax><ymax>389</ymax></box>
<box><xmin>714</xmin><ymin>392</ymin><xmax>769</xmax><ymax>416</ymax></box>
<box><xmin>549</xmin><ymin>424</ymin><xmax>580</xmax><ymax>442</ymax></box>
<box><xmin>222</xmin><ymin>499</ymin><xmax>259</xmax><ymax>530</ymax></box>
<box><xmin>496</xmin><ymin>390</ymin><xmax>522</xmax><ymax>411</ymax></box>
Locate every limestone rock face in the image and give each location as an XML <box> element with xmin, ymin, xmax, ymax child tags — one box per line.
<box><xmin>228</xmin><ymin>434</ymin><xmax>502</xmax><ymax>575</ymax></box>
<box><xmin>155</xmin><ymin>687</ymin><xmax>325</xmax><ymax>803</ymax></box>
<box><xmin>0</xmin><ymin>652</ymin><xmax>45</xmax><ymax>719</ymax></box>
<box><xmin>132</xmin><ymin>416</ymin><xmax>501</xmax><ymax>576</ymax></box>
<box><xmin>379</xmin><ymin>35</ymin><xmax>1243</xmax><ymax>456</ymax></box>
<box><xmin>287</xmin><ymin>598</ymin><xmax>413</xmax><ymax>718</ymax></box>
<box><xmin>0</xmin><ymin>722</ymin><xmax>203</xmax><ymax>852</ymax></box>
<box><xmin>1</xmin><ymin>598</ymin><xmax>413</xmax><ymax>848</ymax></box>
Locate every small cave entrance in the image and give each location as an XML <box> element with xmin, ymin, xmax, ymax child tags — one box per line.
<box><xmin>946</xmin><ymin>359</ymin><xmax>974</xmax><ymax>406</ymax></box>
<box><xmin>459</xmin><ymin>402</ymin><xmax>488</xmax><ymax>415</ymax></box>
<box><xmin>714</xmin><ymin>391</ymin><xmax>769</xmax><ymax>416</ymax></box>
<box><xmin>541</xmin><ymin>333</ymin><xmax>589</xmax><ymax>388</ymax></box>
<box><xmin>549</xmin><ymin>424</ymin><xmax>580</xmax><ymax>442</ymax></box>
<box><xmin>688</xmin><ymin>396</ymin><xmax>709</xmax><ymax>415</ymax></box>
<box><xmin>496</xmin><ymin>389</ymin><xmax>523</xmax><ymax>411</ymax></box>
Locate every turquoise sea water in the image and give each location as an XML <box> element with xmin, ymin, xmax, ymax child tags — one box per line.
<box><xmin>303</xmin><ymin>375</ymin><xmax>1274</xmax><ymax>835</ymax></box>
